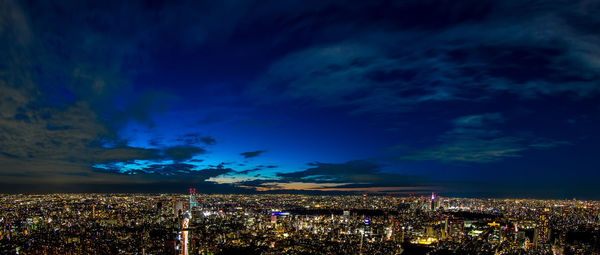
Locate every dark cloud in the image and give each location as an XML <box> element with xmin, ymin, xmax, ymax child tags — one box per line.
<box><xmin>237</xmin><ymin>167</ymin><xmax>265</xmax><ymax>175</ymax></box>
<box><xmin>252</xmin><ymin>164</ymin><xmax>277</xmax><ymax>168</ymax></box>
<box><xmin>237</xmin><ymin>179</ymin><xmax>276</xmax><ymax>187</ymax></box>
<box><xmin>0</xmin><ymin>80</ymin><xmax>207</xmax><ymax>181</ymax></box>
<box><xmin>91</xmin><ymin>147</ymin><xmax>160</xmax><ymax>163</ymax></box>
<box><xmin>140</xmin><ymin>163</ymin><xmax>196</xmax><ymax>175</ymax></box>
<box><xmin>229</xmin><ymin>160</ymin><xmax>431</xmax><ymax>193</ymax></box>
<box><xmin>200</xmin><ymin>136</ymin><xmax>217</xmax><ymax>145</ymax></box>
<box><xmin>0</xmin><ymin>0</ymin><xmax>187</xmax><ymax>184</ymax></box>
<box><xmin>2</xmin><ymin>0</ymin><xmax>599</xmax><ymax>196</ymax></box>
<box><xmin>235</xmin><ymin>179</ymin><xmax>284</xmax><ymax>189</ymax></box>
<box><xmin>207</xmin><ymin>162</ymin><xmax>228</xmax><ymax>169</ymax></box>
<box><xmin>0</xmin><ymin>84</ymin><xmax>155</xmax><ymax>167</ymax></box>
<box><xmin>278</xmin><ymin>160</ymin><xmax>380</xmax><ymax>182</ymax></box>
<box><xmin>528</xmin><ymin>138</ymin><xmax>573</xmax><ymax>149</ymax></box>
<box><xmin>402</xmin><ymin>113</ymin><xmax>572</xmax><ymax>163</ymax></box>
<box><xmin>278</xmin><ymin>160</ymin><xmax>426</xmax><ymax>186</ymax></box>
<box><xmin>240</xmin><ymin>150</ymin><xmax>266</xmax><ymax>158</ymax></box>
<box><xmin>177</xmin><ymin>133</ymin><xmax>217</xmax><ymax>146</ymax></box>
<box><xmin>163</xmin><ymin>146</ymin><xmax>206</xmax><ymax>161</ymax></box>
<box><xmin>453</xmin><ymin>113</ymin><xmax>504</xmax><ymax>128</ymax></box>
<box><xmin>249</xmin><ymin>1</ymin><xmax>600</xmax><ymax>114</ymax></box>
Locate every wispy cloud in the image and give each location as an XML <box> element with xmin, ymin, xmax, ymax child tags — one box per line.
<box><xmin>240</xmin><ymin>150</ymin><xmax>267</xmax><ymax>159</ymax></box>
<box><xmin>402</xmin><ymin>113</ymin><xmax>572</xmax><ymax>163</ymax></box>
<box><xmin>231</xmin><ymin>160</ymin><xmax>430</xmax><ymax>193</ymax></box>
<box><xmin>453</xmin><ymin>113</ymin><xmax>504</xmax><ymax>128</ymax></box>
<box><xmin>528</xmin><ymin>138</ymin><xmax>573</xmax><ymax>149</ymax></box>
<box><xmin>176</xmin><ymin>133</ymin><xmax>217</xmax><ymax>146</ymax></box>
<box><xmin>249</xmin><ymin>1</ymin><xmax>600</xmax><ymax>114</ymax></box>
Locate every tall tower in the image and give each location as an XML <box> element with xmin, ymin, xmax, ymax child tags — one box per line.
<box><xmin>430</xmin><ymin>192</ymin><xmax>436</xmax><ymax>212</ymax></box>
<box><xmin>181</xmin><ymin>211</ymin><xmax>191</xmax><ymax>255</ymax></box>
<box><xmin>188</xmin><ymin>188</ymin><xmax>197</xmax><ymax>209</ymax></box>
<box><xmin>401</xmin><ymin>226</ymin><xmax>405</xmax><ymax>243</ymax></box>
<box><xmin>443</xmin><ymin>216</ymin><xmax>450</xmax><ymax>239</ymax></box>
<box><xmin>360</xmin><ymin>218</ymin><xmax>371</xmax><ymax>250</ymax></box>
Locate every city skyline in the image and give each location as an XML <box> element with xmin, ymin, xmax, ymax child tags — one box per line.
<box><xmin>1</xmin><ymin>193</ymin><xmax>598</xmax><ymax>254</ymax></box>
<box><xmin>2</xmin><ymin>0</ymin><xmax>600</xmax><ymax>199</ymax></box>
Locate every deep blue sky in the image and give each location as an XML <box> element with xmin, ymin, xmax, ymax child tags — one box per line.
<box><xmin>1</xmin><ymin>0</ymin><xmax>600</xmax><ymax>198</ymax></box>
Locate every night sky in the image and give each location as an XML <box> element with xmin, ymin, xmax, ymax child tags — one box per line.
<box><xmin>1</xmin><ymin>0</ymin><xmax>600</xmax><ymax>198</ymax></box>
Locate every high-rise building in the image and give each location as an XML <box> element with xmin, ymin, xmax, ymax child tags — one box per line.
<box><xmin>188</xmin><ymin>188</ymin><xmax>198</xmax><ymax>209</ymax></box>
<box><xmin>174</xmin><ymin>200</ymin><xmax>184</xmax><ymax>214</ymax></box>
<box><xmin>181</xmin><ymin>211</ymin><xmax>191</xmax><ymax>255</ymax></box>
<box><xmin>442</xmin><ymin>216</ymin><xmax>450</xmax><ymax>239</ymax></box>
<box><xmin>535</xmin><ymin>208</ymin><xmax>551</xmax><ymax>247</ymax></box>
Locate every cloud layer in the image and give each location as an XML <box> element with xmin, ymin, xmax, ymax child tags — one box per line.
<box><xmin>250</xmin><ymin>1</ymin><xmax>600</xmax><ymax>114</ymax></box>
<box><xmin>402</xmin><ymin>113</ymin><xmax>571</xmax><ymax>163</ymax></box>
<box><xmin>240</xmin><ymin>150</ymin><xmax>267</xmax><ymax>159</ymax></box>
<box><xmin>1</xmin><ymin>0</ymin><xmax>599</xmax><ymax>197</ymax></box>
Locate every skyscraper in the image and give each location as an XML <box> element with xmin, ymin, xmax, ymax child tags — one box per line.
<box><xmin>188</xmin><ymin>188</ymin><xmax>197</xmax><ymax>209</ymax></box>
<box><xmin>430</xmin><ymin>192</ymin><xmax>436</xmax><ymax>212</ymax></box>
<box><xmin>535</xmin><ymin>208</ymin><xmax>551</xmax><ymax>247</ymax></box>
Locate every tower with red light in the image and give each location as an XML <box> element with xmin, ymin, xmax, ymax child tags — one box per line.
<box><xmin>188</xmin><ymin>188</ymin><xmax>197</xmax><ymax>209</ymax></box>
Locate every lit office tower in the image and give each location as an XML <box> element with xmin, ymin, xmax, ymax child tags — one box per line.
<box><xmin>188</xmin><ymin>188</ymin><xmax>197</xmax><ymax>209</ymax></box>
<box><xmin>360</xmin><ymin>218</ymin><xmax>371</xmax><ymax>249</ymax></box>
<box><xmin>430</xmin><ymin>192</ymin><xmax>436</xmax><ymax>212</ymax></box>
<box><xmin>180</xmin><ymin>211</ymin><xmax>191</xmax><ymax>255</ymax></box>
<box><xmin>534</xmin><ymin>208</ymin><xmax>551</xmax><ymax>247</ymax></box>
<box><xmin>364</xmin><ymin>218</ymin><xmax>371</xmax><ymax>236</ymax></box>
<box><xmin>442</xmin><ymin>216</ymin><xmax>449</xmax><ymax>239</ymax></box>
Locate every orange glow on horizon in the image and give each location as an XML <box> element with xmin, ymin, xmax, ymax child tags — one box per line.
<box><xmin>239</xmin><ymin>181</ymin><xmax>436</xmax><ymax>193</ymax></box>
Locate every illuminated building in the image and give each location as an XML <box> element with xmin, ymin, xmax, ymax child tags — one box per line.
<box><xmin>413</xmin><ymin>237</ymin><xmax>438</xmax><ymax>245</ymax></box>
<box><xmin>487</xmin><ymin>221</ymin><xmax>500</xmax><ymax>227</ymax></box>
<box><xmin>442</xmin><ymin>216</ymin><xmax>449</xmax><ymax>239</ymax></box>
<box><xmin>2</xmin><ymin>194</ymin><xmax>599</xmax><ymax>254</ymax></box>
<box><xmin>430</xmin><ymin>192</ymin><xmax>436</xmax><ymax>212</ymax></box>
<box><xmin>534</xmin><ymin>208</ymin><xmax>551</xmax><ymax>247</ymax></box>
<box><xmin>188</xmin><ymin>188</ymin><xmax>197</xmax><ymax>209</ymax></box>
<box><xmin>360</xmin><ymin>218</ymin><xmax>371</xmax><ymax>249</ymax></box>
<box><xmin>180</xmin><ymin>211</ymin><xmax>191</xmax><ymax>255</ymax></box>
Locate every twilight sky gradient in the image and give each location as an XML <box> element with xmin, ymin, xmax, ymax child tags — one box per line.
<box><xmin>1</xmin><ymin>0</ymin><xmax>600</xmax><ymax>198</ymax></box>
